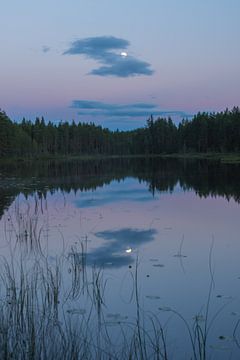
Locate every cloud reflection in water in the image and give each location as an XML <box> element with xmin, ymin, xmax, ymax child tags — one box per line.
<box><xmin>75</xmin><ymin>187</ymin><xmax>155</xmax><ymax>208</ymax></box>
<box><xmin>86</xmin><ymin>228</ymin><xmax>157</xmax><ymax>268</ymax></box>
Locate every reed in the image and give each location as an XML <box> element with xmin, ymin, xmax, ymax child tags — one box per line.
<box><xmin>0</xmin><ymin>203</ymin><xmax>238</xmax><ymax>359</ymax></box>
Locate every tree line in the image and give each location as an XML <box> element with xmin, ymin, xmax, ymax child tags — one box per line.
<box><xmin>0</xmin><ymin>107</ymin><xmax>240</xmax><ymax>158</ymax></box>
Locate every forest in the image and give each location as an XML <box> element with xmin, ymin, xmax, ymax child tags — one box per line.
<box><xmin>0</xmin><ymin>107</ymin><xmax>240</xmax><ymax>158</ymax></box>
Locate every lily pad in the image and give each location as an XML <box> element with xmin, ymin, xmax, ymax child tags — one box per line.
<box><xmin>153</xmin><ymin>264</ymin><xmax>165</xmax><ymax>268</ymax></box>
<box><xmin>107</xmin><ymin>313</ymin><xmax>128</xmax><ymax>320</ymax></box>
<box><xmin>67</xmin><ymin>309</ymin><xmax>86</xmax><ymax>315</ymax></box>
<box><xmin>158</xmin><ymin>306</ymin><xmax>172</xmax><ymax>312</ymax></box>
<box><xmin>146</xmin><ymin>295</ymin><xmax>161</xmax><ymax>300</ymax></box>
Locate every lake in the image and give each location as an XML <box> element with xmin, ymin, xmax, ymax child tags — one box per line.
<box><xmin>0</xmin><ymin>157</ymin><xmax>240</xmax><ymax>359</ymax></box>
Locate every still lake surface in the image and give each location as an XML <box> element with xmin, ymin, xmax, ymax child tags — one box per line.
<box><xmin>0</xmin><ymin>157</ymin><xmax>240</xmax><ymax>359</ymax></box>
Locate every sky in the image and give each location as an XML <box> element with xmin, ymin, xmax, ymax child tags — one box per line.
<box><xmin>1</xmin><ymin>0</ymin><xmax>240</xmax><ymax>130</ymax></box>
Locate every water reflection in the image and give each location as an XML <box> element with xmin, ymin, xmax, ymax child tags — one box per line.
<box><xmin>69</xmin><ymin>228</ymin><xmax>157</xmax><ymax>268</ymax></box>
<box><xmin>1</xmin><ymin>158</ymin><xmax>240</xmax><ymax>358</ymax></box>
<box><xmin>87</xmin><ymin>228</ymin><xmax>157</xmax><ymax>267</ymax></box>
<box><xmin>75</xmin><ymin>186</ymin><xmax>153</xmax><ymax>208</ymax></box>
<box><xmin>1</xmin><ymin>157</ymin><xmax>240</xmax><ymax>218</ymax></box>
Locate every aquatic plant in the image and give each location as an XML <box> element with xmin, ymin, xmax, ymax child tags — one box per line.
<box><xmin>0</xmin><ymin>201</ymin><xmax>238</xmax><ymax>359</ymax></box>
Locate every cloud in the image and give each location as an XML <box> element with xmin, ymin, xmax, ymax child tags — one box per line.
<box><xmin>71</xmin><ymin>100</ymin><xmax>157</xmax><ymax>111</ymax></box>
<box><xmin>63</xmin><ymin>36</ymin><xmax>153</xmax><ymax>77</ymax></box>
<box><xmin>77</xmin><ymin>110</ymin><xmax>188</xmax><ymax>118</ymax></box>
<box><xmin>90</xmin><ymin>57</ymin><xmax>153</xmax><ymax>77</ymax></box>
<box><xmin>42</xmin><ymin>46</ymin><xmax>50</xmax><ymax>53</ymax></box>
<box><xmin>71</xmin><ymin>100</ymin><xmax>191</xmax><ymax>119</ymax></box>
<box><xmin>63</xmin><ymin>36</ymin><xmax>129</xmax><ymax>57</ymax></box>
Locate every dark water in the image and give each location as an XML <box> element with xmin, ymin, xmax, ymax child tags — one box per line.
<box><xmin>0</xmin><ymin>157</ymin><xmax>240</xmax><ymax>359</ymax></box>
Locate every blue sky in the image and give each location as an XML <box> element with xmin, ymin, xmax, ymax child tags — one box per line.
<box><xmin>1</xmin><ymin>0</ymin><xmax>240</xmax><ymax>129</ymax></box>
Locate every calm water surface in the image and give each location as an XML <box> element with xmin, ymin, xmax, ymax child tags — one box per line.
<box><xmin>0</xmin><ymin>157</ymin><xmax>240</xmax><ymax>359</ymax></box>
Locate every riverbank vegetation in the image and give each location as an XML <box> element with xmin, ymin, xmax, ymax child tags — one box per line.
<box><xmin>1</xmin><ymin>107</ymin><xmax>240</xmax><ymax>159</ymax></box>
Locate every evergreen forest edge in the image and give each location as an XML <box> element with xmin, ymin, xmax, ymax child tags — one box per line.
<box><xmin>1</xmin><ymin>107</ymin><xmax>240</xmax><ymax>160</ymax></box>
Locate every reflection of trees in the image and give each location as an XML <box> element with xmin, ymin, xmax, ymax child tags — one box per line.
<box><xmin>0</xmin><ymin>192</ymin><xmax>16</xmax><ymax>218</ymax></box>
<box><xmin>0</xmin><ymin>158</ymin><xmax>240</xmax><ymax>217</ymax></box>
<box><xmin>176</xmin><ymin>160</ymin><xmax>240</xmax><ymax>203</ymax></box>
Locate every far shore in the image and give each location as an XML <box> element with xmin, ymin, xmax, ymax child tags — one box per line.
<box><xmin>1</xmin><ymin>152</ymin><xmax>240</xmax><ymax>165</ymax></box>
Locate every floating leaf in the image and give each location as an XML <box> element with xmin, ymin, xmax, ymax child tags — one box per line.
<box><xmin>216</xmin><ymin>294</ymin><xmax>233</xmax><ymax>300</ymax></box>
<box><xmin>67</xmin><ymin>309</ymin><xmax>86</xmax><ymax>315</ymax></box>
<box><xmin>231</xmin><ymin>311</ymin><xmax>240</xmax><ymax>316</ymax></box>
<box><xmin>158</xmin><ymin>306</ymin><xmax>172</xmax><ymax>312</ymax></box>
<box><xmin>153</xmin><ymin>264</ymin><xmax>165</xmax><ymax>267</ymax></box>
<box><xmin>219</xmin><ymin>336</ymin><xmax>226</xmax><ymax>340</ymax></box>
<box><xmin>218</xmin><ymin>335</ymin><xmax>234</xmax><ymax>342</ymax></box>
<box><xmin>107</xmin><ymin>313</ymin><xmax>128</xmax><ymax>320</ymax></box>
<box><xmin>146</xmin><ymin>295</ymin><xmax>161</xmax><ymax>300</ymax></box>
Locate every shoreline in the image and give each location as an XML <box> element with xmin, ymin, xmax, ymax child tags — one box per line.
<box><xmin>1</xmin><ymin>152</ymin><xmax>240</xmax><ymax>164</ymax></box>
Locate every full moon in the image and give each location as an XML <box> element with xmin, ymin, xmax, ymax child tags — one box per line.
<box><xmin>120</xmin><ymin>51</ymin><xmax>128</xmax><ymax>57</ymax></box>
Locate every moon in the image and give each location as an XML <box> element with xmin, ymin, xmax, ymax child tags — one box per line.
<box><xmin>120</xmin><ymin>51</ymin><xmax>128</xmax><ymax>57</ymax></box>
